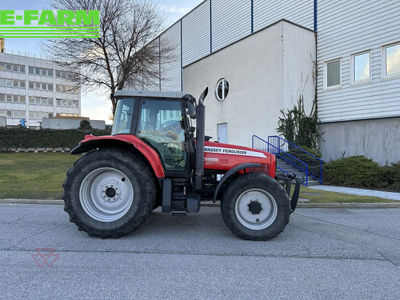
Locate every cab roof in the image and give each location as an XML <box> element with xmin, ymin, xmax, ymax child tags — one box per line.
<box><xmin>114</xmin><ymin>90</ymin><xmax>188</xmax><ymax>99</ymax></box>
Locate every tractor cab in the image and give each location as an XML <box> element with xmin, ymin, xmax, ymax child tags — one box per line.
<box><xmin>112</xmin><ymin>91</ymin><xmax>194</xmax><ymax>173</ymax></box>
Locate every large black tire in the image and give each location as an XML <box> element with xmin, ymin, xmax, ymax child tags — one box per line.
<box><xmin>221</xmin><ymin>173</ymin><xmax>290</xmax><ymax>240</ymax></box>
<box><xmin>63</xmin><ymin>148</ymin><xmax>157</xmax><ymax>238</ymax></box>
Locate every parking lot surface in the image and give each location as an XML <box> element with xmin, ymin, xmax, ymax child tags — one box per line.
<box><xmin>0</xmin><ymin>204</ymin><xmax>399</xmax><ymax>299</ymax></box>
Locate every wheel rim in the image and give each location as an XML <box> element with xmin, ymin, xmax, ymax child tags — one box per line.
<box><xmin>79</xmin><ymin>167</ymin><xmax>134</xmax><ymax>222</ymax></box>
<box><xmin>234</xmin><ymin>188</ymin><xmax>278</xmax><ymax>230</ymax></box>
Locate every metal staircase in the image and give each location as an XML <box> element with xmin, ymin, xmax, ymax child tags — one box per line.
<box><xmin>252</xmin><ymin>135</ymin><xmax>323</xmax><ymax>186</ymax></box>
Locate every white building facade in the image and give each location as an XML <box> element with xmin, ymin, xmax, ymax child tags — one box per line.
<box><xmin>147</xmin><ymin>0</ymin><xmax>400</xmax><ymax>165</ymax></box>
<box><xmin>0</xmin><ymin>52</ymin><xmax>81</xmax><ymax>128</ymax></box>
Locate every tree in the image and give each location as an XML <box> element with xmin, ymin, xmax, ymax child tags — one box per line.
<box><xmin>277</xmin><ymin>95</ymin><xmax>320</xmax><ymax>150</ymax></box>
<box><xmin>46</xmin><ymin>0</ymin><xmax>175</xmax><ymax>114</ymax></box>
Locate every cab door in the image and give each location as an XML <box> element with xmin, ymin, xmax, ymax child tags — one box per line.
<box><xmin>137</xmin><ymin>99</ymin><xmax>188</xmax><ymax>172</ymax></box>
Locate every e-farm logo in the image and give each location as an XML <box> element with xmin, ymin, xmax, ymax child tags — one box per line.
<box><xmin>0</xmin><ymin>10</ymin><xmax>100</xmax><ymax>38</ymax></box>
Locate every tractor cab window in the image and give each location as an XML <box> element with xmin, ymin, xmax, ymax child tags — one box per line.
<box><xmin>138</xmin><ymin>99</ymin><xmax>186</xmax><ymax>171</ymax></box>
<box><xmin>112</xmin><ymin>98</ymin><xmax>135</xmax><ymax>135</ymax></box>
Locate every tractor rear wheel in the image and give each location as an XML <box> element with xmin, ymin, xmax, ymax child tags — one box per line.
<box><xmin>63</xmin><ymin>148</ymin><xmax>156</xmax><ymax>238</ymax></box>
<box><xmin>221</xmin><ymin>173</ymin><xmax>290</xmax><ymax>240</ymax></box>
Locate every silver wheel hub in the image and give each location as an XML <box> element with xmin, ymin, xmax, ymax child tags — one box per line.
<box><xmin>235</xmin><ymin>188</ymin><xmax>278</xmax><ymax>230</ymax></box>
<box><xmin>79</xmin><ymin>167</ymin><xmax>134</xmax><ymax>222</ymax></box>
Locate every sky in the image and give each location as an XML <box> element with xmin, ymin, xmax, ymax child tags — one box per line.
<box><xmin>1</xmin><ymin>0</ymin><xmax>203</xmax><ymax>123</ymax></box>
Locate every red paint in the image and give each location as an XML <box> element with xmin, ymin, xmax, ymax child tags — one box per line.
<box><xmin>203</xmin><ymin>141</ymin><xmax>276</xmax><ymax>178</ymax></box>
<box><xmin>79</xmin><ymin>135</ymin><xmax>166</xmax><ymax>178</ymax></box>
<box><xmin>77</xmin><ymin>137</ymin><xmax>276</xmax><ymax>179</ymax></box>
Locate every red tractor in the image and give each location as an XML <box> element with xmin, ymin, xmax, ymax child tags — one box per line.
<box><xmin>63</xmin><ymin>88</ymin><xmax>300</xmax><ymax>240</ymax></box>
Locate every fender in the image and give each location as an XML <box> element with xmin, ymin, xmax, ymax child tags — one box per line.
<box><xmin>71</xmin><ymin>135</ymin><xmax>165</xmax><ymax>178</ymax></box>
<box><xmin>213</xmin><ymin>163</ymin><xmax>261</xmax><ymax>203</ymax></box>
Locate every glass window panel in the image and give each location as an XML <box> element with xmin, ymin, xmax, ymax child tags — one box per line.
<box><xmin>36</xmin><ymin>82</ymin><xmax>41</xmax><ymax>89</ymax></box>
<box><xmin>48</xmin><ymin>84</ymin><xmax>53</xmax><ymax>91</ymax></box>
<box><xmin>0</xmin><ymin>78</ymin><xmax>5</xmax><ymax>86</ymax></box>
<box><xmin>7</xmin><ymin>110</ymin><xmax>11</xmax><ymax>117</ymax></box>
<box><xmin>20</xmin><ymin>81</ymin><xmax>25</xmax><ymax>88</ymax></box>
<box><xmin>0</xmin><ymin>94</ymin><xmax>4</xmax><ymax>101</ymax></box>
<box><xmin>386</xmin><ymin>44</ymin><xmax>400</xmax><ymax>75</ymax></box>
<box><xmin>13</xmin><ymin>65</ymin><xmax>18</xmax><ymax>72</ymax></box>
<box><xmin>20</xmin><ymin>65</ymin><xmax>25</xmax><ymax>73</ymax></box>
<box><xmin>6</xmin><ymin>80</ymin><xmax>13</xmax><ymax>87</ymax></box>
<box><xmin>327</xmin><ymin>60</ymin><xmax>341</xmax><ymax>87</ymax></box>
<box><xmin>29</xmin><ymin>66</ymin><xmax>34</xmax><ymax>74</ymax></box>
<box><xmin>0</xmin><ymin>63</ymin><xmax>4</xmax><ymax>70</ymax></box>
<box><xmin>354</xmin><ymin>52</ymin><xmax>370</xmax><ymax>81</ymax></box>
<box><xmin>29</xmin><ymin>82</ymin><xmax>34</xmax><ymax>89</ymax></box>
<box><xmin>13</xmin><ymin>96</ymin><xmax>18</xmax><ymax>103</ymax></box>
<box><xmin>6</xmin><ymin>95</ymin><xmax>12</xmax><ymax>102</ymax></box>
<box><xmin>48</xmin><ymin>70</ymin><xmax>53</xmax><ymax>76</ymax></box>
<box><xmin>6</xmin><ymin>64</ymin><xmax>11</xmax><ymax>71</ymax></box>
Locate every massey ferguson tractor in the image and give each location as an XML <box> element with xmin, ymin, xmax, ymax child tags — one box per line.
<box><xmin>63</xmin><ymin>88</ymin><xmax>300</xmax><ymax>240</ymax></box>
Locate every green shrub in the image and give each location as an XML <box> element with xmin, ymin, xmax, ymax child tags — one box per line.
<box><xmin>0</xmin><ymin>128</ymin><xmax>111</xmax><ymax>150</ymax></box>
<box><xmin>324</xmin><ymin>156</ymin><xmax>382</xmax><ymax>188</ymax></box>
<box><xmin>381</xmin><ymin>162</ymin><xmax>400</xmax><ymax>191</ymax></box>
<box><xmin>79</xmin><ymin>120</ymin><xmax>92</xmax><ymax>130</ymax></box>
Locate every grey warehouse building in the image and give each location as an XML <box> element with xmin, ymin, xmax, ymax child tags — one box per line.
<box><xmin>142</xmin><ymin>0</ymin><xmax>400</xmax><ymax>166</ymax></box>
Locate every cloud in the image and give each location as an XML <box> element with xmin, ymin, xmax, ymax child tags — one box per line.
<box><xmin>81</xmin><ymin>89</ymin><xmax>113</xmax><ymax>124</ymax></box>
<box><xmin>160</xmin><ymin>5</ymin><xmax>191</xmax><ymax>15</ymax></box>
<box><xmin>387</xmin><ymin>45</ymin><xmax>400</xmax><ymax>75</ymax></box>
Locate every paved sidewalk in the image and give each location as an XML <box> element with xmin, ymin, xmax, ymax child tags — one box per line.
<box><xmin>309</xmin><ymin>185</ymin><xmax>400</xmax><ymax>201</ymax></box>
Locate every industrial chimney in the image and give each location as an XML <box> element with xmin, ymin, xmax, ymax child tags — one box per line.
<box><xmin>0</xmin><ymin>38</ymin><xmax>4</xmax><ymax>53</ymax></box>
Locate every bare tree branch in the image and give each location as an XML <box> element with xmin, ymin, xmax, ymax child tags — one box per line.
<box><xmin>45</xmin><ymin>0</ymin><xmax>176</xmax><ymax>114</ymax></box>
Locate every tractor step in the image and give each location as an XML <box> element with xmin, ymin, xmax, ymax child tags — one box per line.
<box><xmin>171</xmin><ymin>211</ymin><xmax>187</xmax><ymax>217</ymax></box>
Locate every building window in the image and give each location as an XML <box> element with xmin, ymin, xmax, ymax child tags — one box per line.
<box><xmin>28</xmin><ymin>66</ymin><xmax>53</xmax><ymax>77</ymax></box>
<box><xmin>0</xmin><ymin>62</ymin><xmax>25</xmax><ymax>73</ymax></box>
<box><xmin>29</xmin><ymin>96</ymin><xmax>53</xmax><ymax>106</ymax></box>
<box><xmin>0</xmin><ymin>78</ymin><xmax>25</xmax><ymax>88</ymax></box>
<box><xmin>29</xmin><ymin>81</ymin><xmax>53</xmax><ymax>91</ymax></box>
<box><xmin>326</xmin><ymin>59</ymin><xmax>341</xmax><ymax>87</ymax></box>
<box><xmin>215</xmin><ymin>78</ymin><xmax>229</xmax><ymax>101</ymax></box>
<box><xmin>384</xmin><ymin>42</ymin><xmax>400</xmax><ymax>76</ymax></box>
<box><xmin>56</xmin><ymin>98</ymin><xmax>79</xmax><ymax>108</ymax></box>
<box><xmin>56</xmin><ymin>84</ymin><xmax>78</xmax><ymax>94</ymax></box>
<box><xmin>353</xmin><ymin>51</ymin><xmax>370</xmax><ymax>82</ymax></box>
<box><xmin>0</xmin><ymin>110</ymin><xmax>25</xmax><ymax>119</ymax></box>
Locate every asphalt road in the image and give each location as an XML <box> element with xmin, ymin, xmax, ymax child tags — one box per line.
<box><xmin>0</xmin><ymin>205</ymin><xmax>399</xmax><ymax>300</ymax></box>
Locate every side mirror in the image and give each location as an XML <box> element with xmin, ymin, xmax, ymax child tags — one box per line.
<box><xmin>183</xmin><ymin>94</ymin><xmax>196</xmax><ymax>119</ymax></box>
<box><xmin>187</xmin><ymin>101</ymin><xmax>196</xmax><ymax>119</ymax></box>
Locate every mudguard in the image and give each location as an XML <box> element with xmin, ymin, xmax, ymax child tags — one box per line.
<box><xmin>213</xmin><ymin>163</ymin><xmax>261</xmax><ymax>203</ymax></box>
<box><xmin>71</xmin><ymin>134</ymin><xmax>165</xmax><ymax>178</ymax></box>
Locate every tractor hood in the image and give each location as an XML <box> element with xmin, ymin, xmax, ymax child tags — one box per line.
<box><xmin>203</xmin><ymin>141</ymin><xmax>276</xmax><ymax>178</ymax></box>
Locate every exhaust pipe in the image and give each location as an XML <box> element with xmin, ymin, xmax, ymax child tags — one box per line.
<box><xmin>194</xmin><ymin>87</ymin><xmax>208</xmax><ymax>191</ymax></box>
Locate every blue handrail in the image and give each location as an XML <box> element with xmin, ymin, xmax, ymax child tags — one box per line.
<box><xmin>252</xmin><ymin>135</ymin><xmax>323</xmax><ymax>185</ymax></box>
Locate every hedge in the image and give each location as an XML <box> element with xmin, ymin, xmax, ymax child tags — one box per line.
<box><xmin>324</xmin><ymin>156</ymin><xmax>400</xmax><ymax>192</ymax></box>
<box><xmin>0</xmin><ymin>128</ymin><xmax>111</xmax><ymax>150</ymax></box>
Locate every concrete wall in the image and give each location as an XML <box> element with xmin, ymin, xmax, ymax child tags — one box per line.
<box><xmin>0</xmin><ymin>116</ymin><xmax>5</xmax><ymax>127</ymax></box>
<box><xmin>319</xmin><ymin>117</ymin><xmax>400</xmax><ymax>165</ymax></box>
<box><xmin>183</xmin><ymin>20</ymin><xmax>315</xmax><ymax>147</ymax></box>
<box><xmin>42</xmin><ymin>118</ymin><xmax>105</xmax><ymax>130</ymax></box>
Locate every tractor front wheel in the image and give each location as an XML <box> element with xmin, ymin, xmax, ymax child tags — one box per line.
<box><xmin>221</xmin><ymin>173</ymin><xmax>290</xmax><ymax>240</ymax></box>
<box><xmin>63</xmin><ymin>148</ymin><xmax>156</xmax><ymax>238</ymax></box>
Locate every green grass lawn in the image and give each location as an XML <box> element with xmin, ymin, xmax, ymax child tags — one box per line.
<box><xmin>0</xmin><ymin>152</ymin><xmax>397</xmax><ymax>202</ymax></box>
<box><xmin>0</xmin><ymin>153</ymin><xmax>78</xmax><ymax>199</ymax></box>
